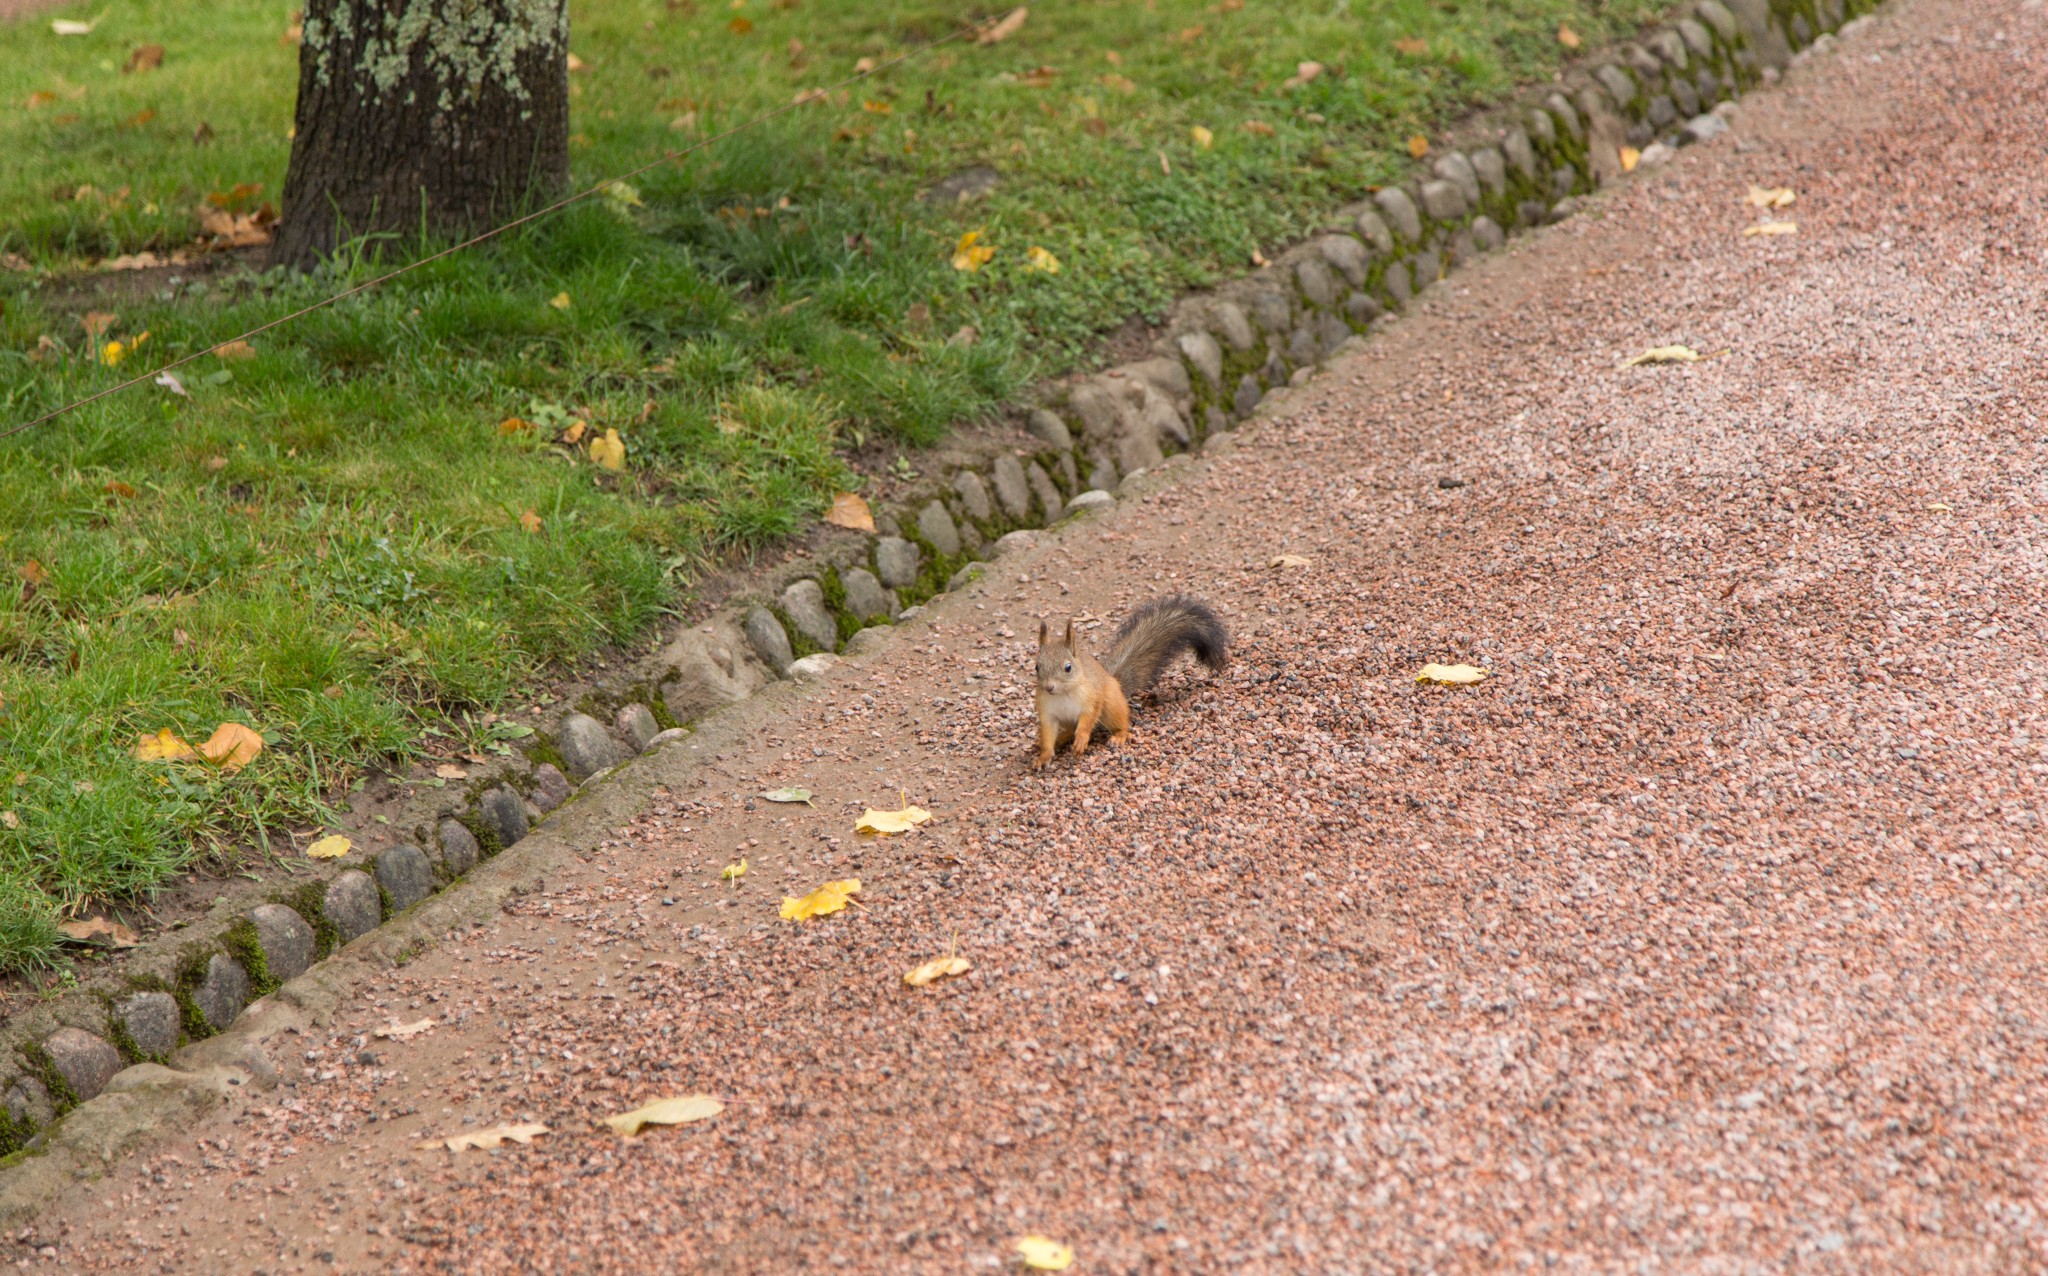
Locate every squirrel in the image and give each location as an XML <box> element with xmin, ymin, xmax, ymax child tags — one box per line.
<box><xmin>1033</xmin><ymin>594</ymin><xmax>1229</xmax><ymax>768</ymax></box>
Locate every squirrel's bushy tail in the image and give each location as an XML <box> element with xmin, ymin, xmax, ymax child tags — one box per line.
<box><xmin>1103</xmin><ymin>594</ymin><xmax>1228</xmax><ymax>694</ymax></box>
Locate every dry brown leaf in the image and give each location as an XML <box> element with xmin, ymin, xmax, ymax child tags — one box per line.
<box><xmin>1392</xmin><ymin>37</ymin><xmax>1427</xmax><ymax>56</ymax></box>
<box><xmin>1269</xmin><ymin>554</ymin><xmax>1311</xmax><ymax>569</ymax></box>
<box><xmin>1407</xmin><ymin>134</ymin><xmax>1429</xmax><ymax>158</ymax></box>
<box><xmin>197</xmin><ymin>722</ymin><xmax>263</xmax><ymax>773</ymax></box>
<box><xmin>0</xmin><ymin>811</ymin><xmax>17</xmax><ymax>831</ymax></box>
<box><xmin>81</xmin><ymin>311</ymin><xmax>117</xmax><ymax>338</ymax></box>
<box><xmin>1241</xmin><ymin>120</ymin><xmax>1273</xmax><ymax>137</ymax></box>
<box><xmin>375</xmin><ymin>1018</ymin><xmax>435</xmax><ymax>1040</ymax></box>
<box><xmin>434</xmin><ymin>762</ymin><xmax>469</xmax><ymax>779</ymax></box>
<box><xmin>104</xmin><ymin>480</ymin><xmax>137</xmax><ymax>499</ymax></box>
<box><xmin>824</xmin><ymin>492</ymin><xmax>875</xmax><ymax>532</ymax></box>
<box><xmin>1099</xmin><ymin>72</ymin><xmax>1135</xmax><ymax>93</ymax></box>
<box><xmin>1557</xmin><ymin>23</ymin><xmax>1582</xmax><ymax>50</ymax></box>
<box><xmin>1416</xmin><ymin>663</ymin><xmax>1489</xmax><ymax>686</ymax></box>
<box><xmin>212</xmin><ymin>340</ymin><xmax>256</xmax><ymax>360</ymax></box>
<box><xmin>417</xmin><ymin>1122</ymin><xmax>549</xmax><ymax>1153</ymax></box>
<box><xmin>124</xmin><ymin>44</ymin><xmax>165</xmax><ymax>73</ymax></box>
<box><xmin>198</xmin><ymin>205</ymin><xmax>275</xmax><ymax>248</ymax></box>
<box><xmin>977</xmin><ymin>6</ymin><xmax>1028</xmax><ymax>45</ymax></box>
<box><xmin>604</xmin><ymin>1094</ymin><xmax>723</xmax><ymax>1136</ymax></box>
<box><xmin>1745</xmin><ymin>185</ymin><xmax>1796</xmax><ymax>209</ymax></box>
<box><xmin>904</xmin><ymin>955</ymin><xmax>971</xmax><ymax>987</ymax></box>
<box><xmin>1620</xmin><ymin>345</ymin><xmax>1703</xmax><ymax>367</ymax></box>
<box><xmin>518</xmin><ymin>509</ymin><xmax>543</xmax><ymax>534</ymax></box>
<box><xmin>1281</xmin><ymin>61</ymin><xmax>1324</xmax><ymax>90</ymax></box>
<box><xmin>1742</xmin><ymin>220</ymin><xmax>1798</xmax><ymax>238</ymax></box>
<box><xmin>58</xmin><ymin>916</ymin><xmax>139</xmax><ymax>948</ymax></box>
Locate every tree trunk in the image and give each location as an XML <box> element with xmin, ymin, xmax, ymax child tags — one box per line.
<box><xmin>272</xmin><ymin>0</ymin><xmax>571</xmax><ymax>270</ymax></box>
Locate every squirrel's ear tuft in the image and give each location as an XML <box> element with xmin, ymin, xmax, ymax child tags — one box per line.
<box><xmin>1063</xmin><ymin>620</ymin><xmax>1076</xmax><ymax>648</ymax></box>
<box><xmin>1037</xmin><ymin>619</ymin><xmax>1049</xmax><ymax>647</ymax></box>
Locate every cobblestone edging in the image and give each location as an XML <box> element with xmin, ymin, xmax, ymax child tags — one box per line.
<box><xmin>0</xmin><ymin>0</ymin><xmax>1875</xmax><ymax>1165</ymax></box>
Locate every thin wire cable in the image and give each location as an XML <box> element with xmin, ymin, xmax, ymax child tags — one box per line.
<box><xmin>2</xmin><ymin>20</ymin><xmax>978</xmax><ymax>443</ymax></box>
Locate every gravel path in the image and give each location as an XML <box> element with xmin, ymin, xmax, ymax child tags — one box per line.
<box><xmin>25</xmin><ymin>0</ymin><xmax>2048</xmax><ymax>1270</ymax></box>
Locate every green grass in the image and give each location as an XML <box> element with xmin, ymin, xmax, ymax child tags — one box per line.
<box><xmin>0</xmin><ymin>0</ymin><xmax>1675</xmax><ymax>972</ymax></box>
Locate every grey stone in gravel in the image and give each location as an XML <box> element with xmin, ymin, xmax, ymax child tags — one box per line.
<box><xmin>478</xmin><ymin>785</ymin><xmax>528</xmax><ymax>848</ymax></box>
<box><xmin>191</xmin><ymin>953</ymin><xmax>250</xmax><ymax>1033</ymax></box>
<box><xmin>1293</xmin><ymin>257</ymin><xmax>1338</xmax><ymax>308</ymax></box>
<box><xmin>1286</xmin><ymin>324</ymin><xmax>1317</xmax><ymax>366</ymax></box>
<box><xmin>1412</xmin><ymin>249</ymin><xmax>1443</xmax><ymax>289</ymax></box>
<box><xmin>1526</xmin><ymin>106</ymin><xmax>1557</xmax><ymax>147</ymax></box>
<box><xmin>1698</xmin><ymin>67</ymin><xmax>1726</xmax><ymax>106</ymax></box>
<box><xmin>1696</xmin><ymin>1</ymin><xmax>1739</xmax><ymax>42</ymax></box>
<box><xmin>919</xmin><ymin>165</ymin><xmax>999</xmax><ymax>204</ymax></box>
<box><xmin>990</xmin><ymin>456</ymin><xmax>1031</xmax><ymax>521</ymax></box>
<box><xmin>529</xmin><ymin>764</ymin><xmax>571</xmax><ymax>812</ymax></box>
<box><xmin>376</xmin><ymin>844</ymin><xmax>434</xmax><ymax>914</ymax></box>
<box><xmin>1419</xmin><ymin>179</ymin><xmax>1468</xmax><ymax>222</ymax></box>
<box><xmin>1343</xmin><ymin>292</ymin><xmax>1383</xmax><ymax>325</ymax></box>
<box><xmin>788</xmin><ymin>654</ymin><xmax>837</xmax><ymax>679</ymax></box>
<box><xmin>842</xmin><ymin>625</ymin><xmax>895</xmax><ymax>658</ymax></box>
<box><xmin>1382</xmin><ymin>260</ymin><xmax>1412</xmax><ymax>305</ymax></box>
<box><xmin>1518</xmin><ymin>199</ymin><xmax>1550</xmax><ymax>228</ymax></box>
<box><xmin>1086</xmin><ymin>459</ymin><xmax>1118</xmax><ymax>493</ymax></box>
<box><xmin>1595</xmin><ymin>64</ymin><xmax>1638</xmax><ymax>108</ymax></box>
<box><xmin>1063</xmin><ymin>491</ymin><xmax>1113</xmax><ymax>519</ymax></box>
<box><xmin>1671</xmin><ymin>77</ymin><xmax>1701</xmax><ymax>118</ymax></box>
<box><xmin>1373</xmin><ymin>188</ymin><xmax>1422</xmax><ymax>243</ymax></box>
<box><xmin>1649</xmin><ymin>29</ymin><xmax>1689</xmax><ymax>70</ymax></box>
<box><xmin>744</xmin><ymin>606</ymin><xmax>793</xmax><ymax>674</ymax></box>
<box><xmin>1679</xmin><ymin>113</ymin><xmax>1730</xmax><ymax>146</ymax></box>
<box><xmin>945</xmin><ymin>564</ymin><xmax>983</xmax><ymax>591</ymax></box>
<box><xmin>916</xmin><ymin>501</ymin><xmax>961</xmax><ymax>557</ymax></box>
<box><xmin>1471</xmin><ymin>216</ymin><xmax>1505</xmax><ymax>253</ymax></box>
<box><xmin>438</xmin><ymin>818</ymin><xmax>479</xmax><ymax>874</ymax></box>
<box><xmin>1057</xmin><ymin>450</ymin><xmax>1079</xmax><ymax>492</ymax></box>
<box><xmin>613</xmin><ymin>703</ymin><xmax>660</xmax><ymax>753</ymax></box>
<box><xmin>1025</xmin><ymin>408</ymin><xmax>1073</xmax><ymax>451</ymax></box>
<box><xmin>1433</xmin><ymin>152</ymin><xmax>1481</xmax><ymax>206</ymax></box>
<box><xmin>1288</xmin><ymin>367</ymin><xmax>1314</xmax><ymax>388</ymax></box>
<box><xmin>1026</xmin><ymin>463</ymin><xmax>1063</xmax><ymax>519</ymax></box>
<box><xmin>1248</xmin><ymin>286</ymin><xmax>1292</xmax><ymax>334</ymax></box>
<box><xmin>1627</xmin><ymin>119</ymin><xmax>1655</xmax><ymax>149</ymax></box>
<box><xmin>1626</xmin><ymin>42</ymin><xmax>1666</xmax><ymax>82</ymax></box>
<box><xmin>1351</xmin><ymin>209</ymin><xmax>1393</xmax><ymax>255</ymax></box>
<box><xmin>115</xmin><ymin>991</ymin><xmax>181</xmax><ymax>1059</ymax></box>
<box><xmin>841</xmin><ymin>567</ymin><xmax>897</xmax><ymax>622</ymax></box>
<box><xmin>1551</xmin><ymin>197</ymin><xmax>1582</xmax><ymax>222</ymax></box>
<box><xmin>323</xmin><ymin>870</ymin><xmax>381</xmax><ymax>944</ymax></box>
<box><xmin>1448</xmin><ymin>229</ymin><xmax>1477</xmax><ymax>268</ymax></box>
<box><xmin>554</xmin><ymin>713</ymin><xmax>622</xmax><ymax>782</ymax></box>
<box><xmin>4</xmin><ymin>1077</ymin><xmax>52</xmax><ymax>1129</ymax></box>
<box><xmin>1501</xmin><ymin>128</ymin><xmax>1537</xmax><ymax>180</ymax></box>
<box><xmin>874</xmin><ymin>537</ymin><xmax>921</xmax><ymax>590</ymax></box>
<box><xmin>1637</xmin><ymin>142</ymin><xmax>1676</xmax><ymax>168</ymax></box>
<box><xmin>1210</xmin><ymin>301</ymin><xmax>1256</xmax><ymax>352</ymax></box>
<box><xmin>1123</xmin><ymin>356</ymin><xmax>1190</xmax><ymax>401</ymax></box>
<box><xmin>780</xmin><ymin>579</ymin><xmax>839</xmax><ymax>652</ymax></box>
<box><xmin>1315</xmin><ymin>234</ymin><xmax>1369</xmax><ymax>286</ymax></box>
<box><xmin>993</xmin><ymin>529</ymin><xmax>1038</xmax><ymax>556</ymax></box>
<box><xmin>1233</xmin><ymin>374</ymin><xmax>1262</xmax><ymax>418</ymax></box>
<box><xmin>42</xmin><ymin>1029</ymin><xmax>120</xmax><ymax>1103</ymax></box>
<box><xmin>646</xmin><ymin>727</ymin><xmax>688</xmax><ymax>749</ymax></box>
<box><xmin>1175</xmin><ymin>331</ymin><xmax>1223</xmax><ymax>388</ymax></box>
<box><xmin>1470</xmin><ymin>147</ymin><xmax>1507</xmax><ymax>198</ymax></box>
<box><xmin>1790</xmin><ymin>13</ymin><xmax>1813</xmax><ymax>47</ymax></box>
<box><xmin>1204</xmin><ymin>404</ymin><xmax>1230</xmax><ymax>435</ymax></box>
<box><xmin>1648</xmin><ymin>94</ymin><xmax>1678</xmax><ymax>129</ymax></box>
<box><xmin>1315</xmin><ymin>312</ymin><xmax>1350</xmax><ymax>356</ymax></box>
<box><xmin>1544</xmin><ymin>93</ymin><xmax>1583</xmax><ymax>141</ymax></box>
<box><xmin>951</xmin><ymin>470</ymin><xmax>992</xmax><ymax>523</ymax></box>
<box><xmin>1553</xmin><ymin>167</ymin><xmax>1579</xmax><ymax>197</ymax></box>
<box><xmin>245</xmin><ymin>904</ymin><xmax>314</xmax><ymax>984</ymax></box>
<box><xmin>1678</xmin><ymin>17</ymin><xmax>1717</xmax><ymax>58</ymax></box>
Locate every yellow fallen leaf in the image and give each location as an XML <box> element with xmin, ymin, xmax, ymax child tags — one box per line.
<box><xmin>951</xmin><ymin>230</ymin><xmax>995</xmax><ymax>272</ymax></box>
<box><xmin>101</xmin><ymin>340</ymin><xmax>127</xmax><ymax>366</ymax></box>
<box><xmin>1619</xmin><ymin>146</ymin><xmax>1641</xmax><ymax>173</ymax></box>
<box><xmin>856</xmin><ymin>793</ymin><xmax>931</xmax><ymax>835</ymax></box>
<box><xmin>978</xmin><ymin>6</ymin><xmax>1027</xmax><ymax>44</ymax></box>
<box><xmin>589</xmin><ymin>427</ymin><xmax>627</xmax><ymax>471</ymax></box>
<box><xmin>1620</xmin><ymin>345</ymin><xmax>1703</xmax><ymax>367</ymax></box>
<box><xmin>1190</xmin><ymin>125</ymin><xmax>1213</xmax><ymax>150</ymax></box>
<box><xmin>198</xmin><ymin>722</ymin><xmax>263</xmax><ymax>773</ymax></box>
<box><xmin>904</xmin><ymin>954</ymin><xmax>971</xmax><ymax>987</ymax></box>
<box><xmin>1416</xmin><ymin>663</ymin><xmax>1489</xmax><ymax>686</ymax></box>
<box><xmin>781</xmin><ymin>878</ymin><xmax>861</xmax><ymax>921</ymax></box>
<box><xmin>1025</xmin><ymin>245</ymin><xmax>1061</xmax><ymax>274</ymax></box>
<box><xmin>824</xmin><ymin>492</ymin><xmax>875</xmax><ymax>532</ymax></box>
<box><xmin>1746</xmin><ymin>185</ymin><xmax>1796</xmax><ymax>209</ymax></box>
<box><xmin>1407</xmin><ymin>134</ymin><xmax>1429</xmax><ymax>159</ymax></box>
<box><xmin>548</xmin><ymin>291</ymin><xmax>572</xmax><ymax>310</ymax></box>
<box><xmin>1017</xmin><ymin>1235</ymin><xmax>1075</xmax><ymax>1271</ymax></box>
<box><xmin>133</xmin><ymin>728</ymin><xmax>198</xmax><ymax>762</ymax></box>
<box><xmin>604</xmin><ymin>1094</ymin><xmax>723</xmax><ymax>1136</ymax></box>
<box><xmin>1269</xmin><ymin>554</ymin><xmax>1311</xmax><ymax>569</ymax></box>
<box><xmin>375</xmin><ymin>1018</ymin><xmax>435</xmax><ymax>1040</ymax></box>
<box><xmin>1742</xmin><ymin>220</ymin><xmax>1798</xmax><ymax>237</ymax></box>
<box><xmin>417</xmin><ymin>1122</ymin><xmax>549</xmax><ymax>1153</ymax></box>
<box><xmin>1558</xmin><ymin>23</ymin><xmax>1581</xmax><ymax>49</ymax></box>
<box><xmin>722</xmin><ymin>857</ymin><xmax>748</xmax><ymax>881</ymax></box>
<box><xmin>306</xmin><ymin>834</ymin><xmax>352</xmax><ymax>859</ymax></box>
<box><xmin>560</xmin><ymin>420</ymin><xmax>588</xmax><ymax>445</ymax></box>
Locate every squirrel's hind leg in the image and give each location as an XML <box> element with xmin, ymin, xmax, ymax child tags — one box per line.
<box><xmin>1103</xmin><ymin>681</ymin><xmax>1132</xmax><ymax>747</ymax></box>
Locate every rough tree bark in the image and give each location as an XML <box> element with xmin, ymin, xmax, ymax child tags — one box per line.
<box><xmin>272</xmin><ymin>0</ymin><xmax>571</xmax><ymax>270</ymax></box>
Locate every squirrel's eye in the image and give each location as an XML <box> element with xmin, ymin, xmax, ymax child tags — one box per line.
<box><xmin>1063</xmin><ymin>663</ymin><xmax>1072</xmax><ymax>673</ymax></box>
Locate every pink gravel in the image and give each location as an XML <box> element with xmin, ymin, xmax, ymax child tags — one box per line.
<box><xmin>21</xmin><ymin>0</ymin><xmax>2048</xmax><ymax>1271</ymax></box>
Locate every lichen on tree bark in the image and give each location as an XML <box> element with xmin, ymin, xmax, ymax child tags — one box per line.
<box><xmin>274</xmin><ymin>0</ymin><xmax>571</xmax><ymax>270</ymax></box>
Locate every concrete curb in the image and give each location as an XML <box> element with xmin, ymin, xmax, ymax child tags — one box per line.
<box><xmin>0</xmin><ymin>0</ymin><xmax>1883</xmax><ymax>1227</ymax></box>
